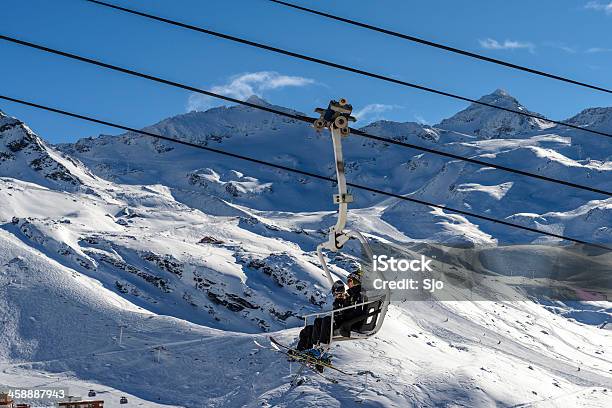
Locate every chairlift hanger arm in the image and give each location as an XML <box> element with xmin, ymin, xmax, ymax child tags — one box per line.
<box><xmin>315</xmin><ymin>98</ymin><xmax>355</xmax><ymax>232</ymax></box>
<box><xmin>314</xmin><ymin>99</ymin><xmax>358</xmax><ymax>284</ymax></box>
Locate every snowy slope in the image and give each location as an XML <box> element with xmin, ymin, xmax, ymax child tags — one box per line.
<box><xmin>1</xmin><ymin>91</ymin><xmax>611</xmax><ymax>407</ymax></box>
<box><xmin>0</xmin><ymin>175</ymin><xmax>339</xmax><ymax>333</ymax></box>
<box><xmin>1</xmin><ymin>226</ymin><xmax>611</xmax><ymax>407</ymax></box>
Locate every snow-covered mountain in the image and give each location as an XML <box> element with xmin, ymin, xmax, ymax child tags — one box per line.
<box><xmin>1</xmin><ymin>91</ymin><xmax>611</xmax><ymax>407</ymax></box>
<box><xmin>567</xmin><ymin>107</ymin><xmax>612</xmax><ymax>134</ymax></box>
<box><xmin>0</xmin><ymin>111</ymin><xmax>97</xmax><ymax>191</ymax></box>
<box><xmin>59</xmin><ymin>90</ymin><xmax>612</xmax><ymax>244</ymax></box>
<box><xmin>436</xmin><ymin>89</ymin><xmax>552</xmax><ymax>139</ymax></box>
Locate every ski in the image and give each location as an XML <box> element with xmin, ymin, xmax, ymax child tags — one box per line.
<box><xmin>253</xmin><ymin>339</ymin><xmax>268</xmax><ymax>349</ymax></box>
<box><xmin>269</xmin><ymin>336</ymin><xmax>352</xmax><ymax>376</ymax></box>
<box><xmin>280</xmin><ymin>349</ymin><xmax>339</xmax><ymax>385</ymax></box>
<box><xmin>254</xmin><ymin>339</ymin><xmax>339</xmax><ymax>384</ymax></box>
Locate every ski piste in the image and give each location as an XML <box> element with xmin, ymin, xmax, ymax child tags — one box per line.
<box><xmin>268</xmin><ymin>337</ymin><xmax>352</xmax><ymax>376</ymax></box>
<box><xmin>253</xmin><ymin>338</ymin><xmax>341</xmax><ymax>384</ymax></box>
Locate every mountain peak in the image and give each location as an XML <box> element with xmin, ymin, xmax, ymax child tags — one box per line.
<box><xmin>477</xmin><ymin>89</ymin><xmax>521</xmax><ymax>107</ymax></box>
<box><xmin>491</xmin><ymin>88</ymin><xmax>510</xmax><ymax>97</ymax></box>
<box><xmin>244</xmin><ymin>95</ymin><xmax>270</xmax><ymax>106</ymax></box>
<box><xmin>436</xmin><ymin>89</ymin><xmax>546</xmax><ymax>139</ymax></box>
<box><xmin>0</xmin><ymin>112</ymin><xmax>84</xmax><ymax>189</ymax></box>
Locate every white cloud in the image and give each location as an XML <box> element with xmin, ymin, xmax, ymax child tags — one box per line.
<box><xmin>585</xmin><ymin>47</ymin><xmax>612</xmax><ymax>53</ymax></box>
<box><xmin>543</xmin><ymin>42</ymin><xmax>577</xmax><ymax>53</ymax></box>
<box><xmin>479</xmin><ymin>38</ymin><xmax>536</xmax><ymax>53</ymax></box>
<box><xmin>553</xmin><ymin>45</ymin><xmax>576</xmax><ymax>54</ymax></box>
<box><xmin>354</xmin><ymin>104</ymin><xmax>401</xmax><ymax>123</ymax></box>
<box><xmin>413</xmin><ymin>114</ymin><xmax>430</xmax><ymax>125</ymax></box>
<box><xmin>187</xmin><ymin>71</ymin><xmax>315</xmax><ymax>111</ymax></box>
<box><xmin>585</xmin><ymin>1</ymin><xmax>612</xmax><ymax>14</ymax></box>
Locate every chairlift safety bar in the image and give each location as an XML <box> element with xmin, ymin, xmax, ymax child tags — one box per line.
<box><xmin>302</xmin><ymin>297</ymin><xmax>386</xmax><ymax>320</ymax></box>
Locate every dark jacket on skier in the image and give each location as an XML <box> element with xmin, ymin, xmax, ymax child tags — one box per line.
<box><xmin>296</xmin><ymin>273</ymin><xmax>364</xmax><ymax>351</ymax></box>
<box><xmin>335</xmin><ymin>276</ymin><xmax>364</xmax><ymax>336</ymax></box>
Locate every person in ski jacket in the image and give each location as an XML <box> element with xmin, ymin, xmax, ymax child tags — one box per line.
<box><xmin>296</xmin><ymin>279</ymin><xmax>348</xmax><ymax>351</ymax></box>
<box><xmin>346</xmin><ymin>271</ymin><xmax>363</xmax><ymax>303</ymax></box>
<box><xmin>296</xmin><ymin>269</ymin><xmax>365</xmax><ymax>351</ymax></box>
<box><xmin>335</xmin><ymin>271</ymin><xmax>364</xmax><ymax>336</ymax></box>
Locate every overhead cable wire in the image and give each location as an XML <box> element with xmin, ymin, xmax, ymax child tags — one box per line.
<box><xmin>1</xmin><ymin>93</ymin><xmax>609</xmax><ymax>251</ymax></box>
<box><xmin>82</xmin><ymin>0</ymin><xmax>612</xmax><ymax>140</ymax></box>
<box><xmin>0</xmin><ymin>34</ymin><xmax>609</xmax><ymax>197</ymax></box>
<box><xmin>266</xmin><ymin>0</ymin><xmax>612</xmax><ymax>95</ymax></box>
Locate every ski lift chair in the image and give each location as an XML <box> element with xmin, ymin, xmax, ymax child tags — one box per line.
<box><xmin>333</xmin><ymin>296</ymin><xmax>387</xmax><ymax>340</ymax></box>
<box><xmin>306</xmin><ymin>98</ymin><xmax>390</xmax><ymax>345</ymax></box>
<box><xmin>306</xmin><ymin>236</ymin><xmax>389</xmax><ymax>343</ymax></box>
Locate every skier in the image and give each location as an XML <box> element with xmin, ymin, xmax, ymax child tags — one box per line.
<box><xmin>296</xmin><ymin>279</ymin><xmax>347</xmax><ymax>352</ymax></box>
<box><xmin>346</xmin><ymin>270</ymin><xmax>363</xmax><ymax>302</ymax></box>
<box><xmin>336</xmin><ymin>271</ymin><xmax>364</xmax><ymax>337</ymax></box>
<box><xmin>295</xmin><ymin>270</ymin><xmax>364</xmax><ymax>352</ymax></box>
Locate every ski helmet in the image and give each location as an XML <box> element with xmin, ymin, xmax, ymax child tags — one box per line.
<box><xmin>347</xmin><ymin>272</ymin><xmax>361</xmax><ymax>285</ymax></box>
<box><xmin>332</xmin><ymin>280</ymin><xmax>346</xmax><ymax>294</ymax></box>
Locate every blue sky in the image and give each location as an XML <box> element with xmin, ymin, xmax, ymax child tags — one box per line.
<box><xmin>1</xmin><ymin>0</ymin><xmax>611</xmax><ymax>143</ymax></box>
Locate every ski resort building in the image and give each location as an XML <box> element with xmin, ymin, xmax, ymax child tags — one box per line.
<box><xmin>0</xmin><ymin>394</ymin><xmax>14</xmax><ymax>408</ymax></box>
